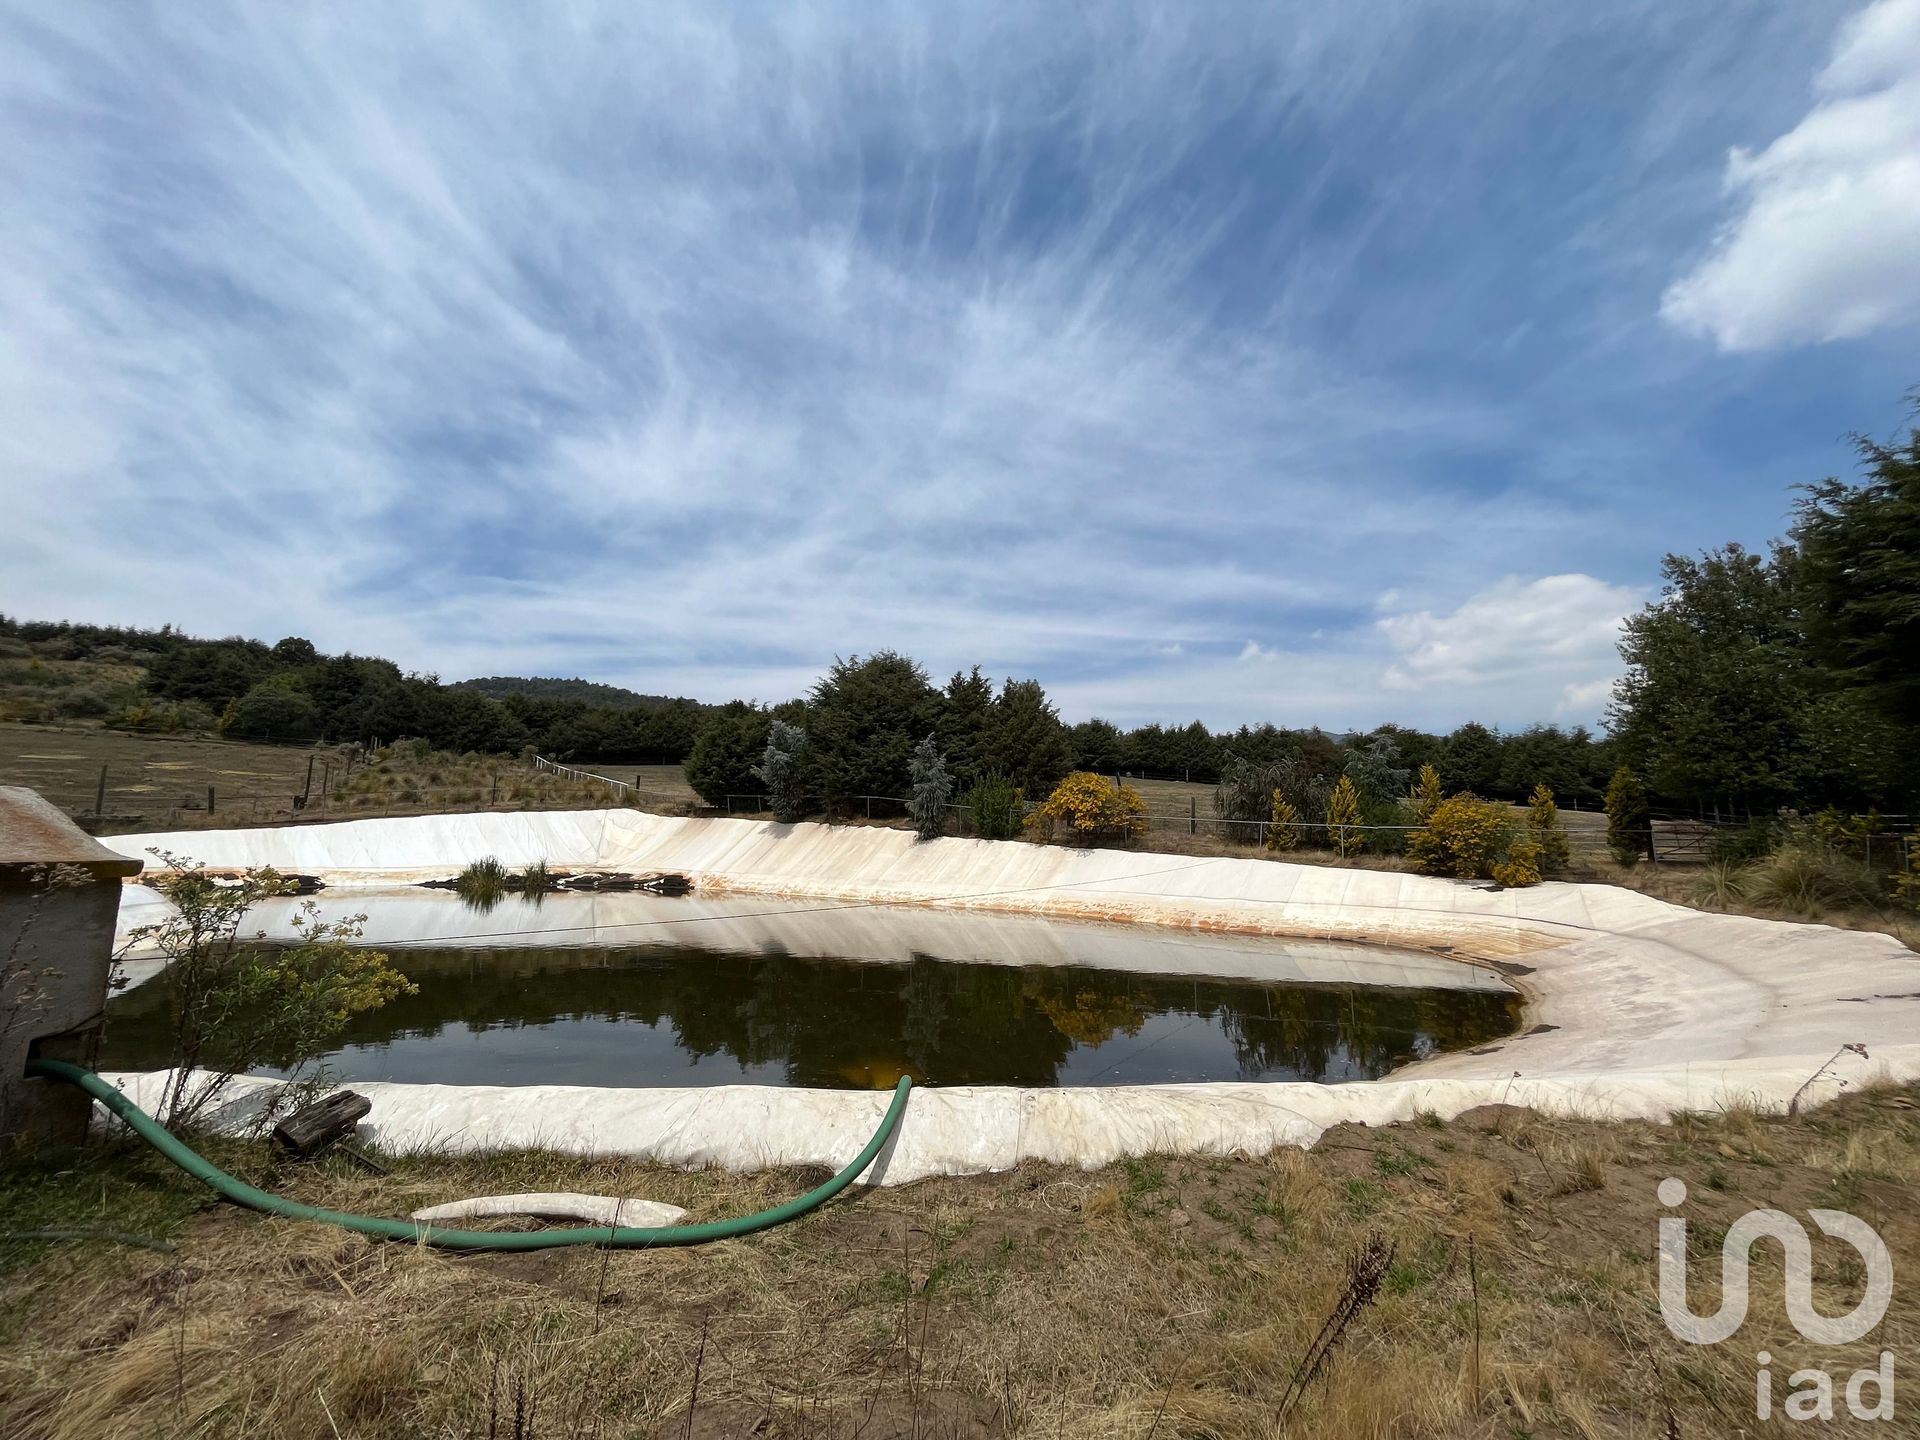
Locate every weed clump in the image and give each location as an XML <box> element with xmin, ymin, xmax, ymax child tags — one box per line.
<box><xmin>453</xmin><ymin>856</ymin><xmax>510</xmax><ymax>910</ymax></box>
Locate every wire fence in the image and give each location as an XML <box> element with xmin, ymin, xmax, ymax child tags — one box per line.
<box><xmin>656</xmin><ymin>779</ymin><xmax>1920</xmax><ymax>871</ymax></box>
<box><xmin>97</xmin><ymin>752</ymin><xmax>1899</xmax><ymax>871</ymax></box>
<box><xmin>533</xmin><ymin>755</ymin><xmax>636</xmax><ymax>794</ymax></box>
<box><xmin>36</xmin><ymin>750</ymin><xmax>633</xmax><ymax>835</ymax></box>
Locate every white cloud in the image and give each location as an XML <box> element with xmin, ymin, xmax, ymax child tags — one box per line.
<box><xmin>1376</xmin><ymin>575</ymin><xmax>1639</xmax><ymax>704</ymax></box>
<box><xmin>1661</xmin><ymin>0</ymin><xmax>1920</xmax><ymax>351</ymax></box>
<box><xmin>1556</xmin><ymin>677</ymin><xmax>1618</xmax><ymax>717</ymax></box>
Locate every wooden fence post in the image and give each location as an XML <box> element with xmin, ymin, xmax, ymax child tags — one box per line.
<box><xmin>207</xmin><ymin>785</ymin><xmax>216</xmax><ymax>815</ymax></box>
<box><xmin>94</xmin><ymin>764</ymin><xmax>108</xmax><ymax>816</ymax></box>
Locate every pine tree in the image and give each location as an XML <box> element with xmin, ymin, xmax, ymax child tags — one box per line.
<box><xmin>1604</xmin><ymin>766</ymin><xmax>1651</xmax><ymax>866</ymax></box>
<box><xmin>752</xmin><ymin>719</ymin><xmax>809</xmax><ymax>823</ymax></box>
<box><xmin>907</xmin><ymin>734</ymin><xmax>951</xmax><ymax>841</ymax></box>
<box><xmin>1526</xmin><ymin>782</ymin><xmax>1572</xmax><ymax>874</ymax></box>
<box><xmin>1410</xmin><ymin>763</ymin><xmax>1444</xmax><ymax>824</ymax></box>
<box><xmin>1265</xmin><ymin>791</ymin><xmax>1299</xmax><ymax>851</ymax></box>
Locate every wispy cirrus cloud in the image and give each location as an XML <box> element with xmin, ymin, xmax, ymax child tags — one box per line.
<box><xmin>0</xmin><ymin>3</ymin><xmax>1908</xmax><ymax>731</ymax></box>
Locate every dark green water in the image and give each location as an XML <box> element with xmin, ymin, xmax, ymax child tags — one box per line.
<box><xmin>101</xmin><ymin>942</ymin><xmax>1518</xmax><ymax>1089</ymax></box>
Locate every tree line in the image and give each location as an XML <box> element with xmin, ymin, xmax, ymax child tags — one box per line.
<box><xmin>1607</xmin><ymin>396</ymin><xmax>1920</xmax><ymax>817</ymax></box>
<box><xmin>3</xmin><ymin>616</ymin><xmax>1614</xmax><ymax>814</ymax></box>
<box><xmin>686</xmin><ymin>653</ymin><xmax>1616</xmax><ymax>816</ymax></box>
<box><xmin>8</xmin><ymin>392</ymin><xmax>1912</xmax><ymax>822</ymax></box>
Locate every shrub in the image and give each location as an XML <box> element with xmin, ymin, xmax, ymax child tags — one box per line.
<box><xmin>1029</xmin><ymin>772</ymin><xmax>1148</xmax><ymax>847</ymax></box>
<box><xmin>1808</xmin><ymin>808</ymin><xmax>1888</xmax><ymax>864</ymax></box>
<box><xmin>454</xmin><ymin>856</ymin><xmax>510</xmax><ymax>910</ymax></box>
<box><xmin>125</xmin><ymin>852</ymin><xmax>413</xmax><ymax>1130</ymax></box>
<box><xmin>1342</xmin><ymin>736</ymin><xmax>1408</xmax><ymax>804</ymax></box>
<box><xmin>1526</xmin><ymin>784</ymin><xmax>1571</xmax><ymax>875</ymax></box>
<box><xmin>1265</xmin><ymin>792</ymin><xmax>1299</xmax><ymax>851</ymax></box>
<box><xmin>226</xmin><ymin>680</ymin><xmax>320</xmax><ymax>742</ymax></box>
<box><xmin>53</xmin><ymin>685</ymin><xmax>115</xmax><ymax>718</ymax></box>
<box><xmin>1691</xmin><ymin>860</ymin><xmax>1747</xmax><ymax>909</ymax></box>
<box><xmin>961</xmin><ymin>772</ymin><xmax>1025</xmax><ymax>840</ymax></box>
<box><xmin>1897</xmin><ymin>849</ymin><xmax>1920</xmax><ymax>914</ymax></box>
<box><xmin>519</xmin><ymin>859</ymin><xmax>549</xmax><ymax>893</ymax></box>
<box><xmin>1740</xmin><ymin>844</ymin><xmax>1885</xmax><ymax>917</ymax></box>
<box><xmin>107</xmin><ymin>697</ymin><xmax>216</xmax><ymax>733</ymax></box>
<box><xmin>1710</xmin><ymin>817</ymin><xmax>1787</xmax><ymax>865</ymax></box>
<box><xmin>105</xmin><ymin>698</ymin><xmax>158</xmax><ymax>730</ymax></box>
<box><xmin>907</xmin><ymin>734</ymin><xmax>951</xmax><ymax>841</ymax></box>
<box><xmin>1491</xmin><ymin>838</ymin><xmax>1542</xmax><ymax>888</ymax></box>
<box><xmin>1409</xmin><ymin>764</ymin><xmax>1444</xmax><ymax>825</ymax></box>
<box><xmin>1325</xmin><ymin>775</ymin><xmax>1362</xmax><ymax>857</ymax></box>
<box><xmin>1604</xmin><ymin>766</ymin><xmax>1650</xmax><ymax>866</ymax></box>
<box><xmin>1408</xmin><ymin>795</ymin><xmax>1515</xmax><ymax>880</ymax></box>
<box><xmin>1214</xmin><ymin>759</ymin><xmax>1286</xmax><ymax>825</ymax></box>
<box><xmin>1359</xmin><ymin>794</ymin><xmax>1411</xmax><ymax>854</ymax></box>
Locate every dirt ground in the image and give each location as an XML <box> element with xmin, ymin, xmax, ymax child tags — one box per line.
<box><xmin>2</xmin><ymin>1084</ymin><xmax>1914</xmax><ymax>1439</ymax></box>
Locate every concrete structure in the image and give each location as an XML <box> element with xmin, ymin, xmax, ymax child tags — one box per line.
<box><xmin>96</xmin><ymin>809</ymin><xmax>1920</xmax><ymax>1182</ymax></box>
<box><xmin>1</xmin><ymin>787</ymin><xmax>142</xmax><ymax>1145</ymax></box>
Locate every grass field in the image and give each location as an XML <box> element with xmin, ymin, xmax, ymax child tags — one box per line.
<box><xmin>551</xmin><ymin>760</ymin><xmax>703</xmax><ymax>812</ymax></box>
<box><xmin>0</xmin><ymin>724</ymin><xmax>630</xmax><ymax>836</ymax></box>
<box><xmin>1</xmin><ymin>1082</ymin><xmax>1913</xmax><ymax>1439</ymax></box>
<box><xmin>0</xmin><ymin>723</ymin><xmax>348</xmax><ymax>829</ymax></box>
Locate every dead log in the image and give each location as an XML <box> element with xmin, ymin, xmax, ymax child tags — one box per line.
<box><xmin>271</xmin><ymin>1091</ymin><xmax>371</xmax><ymax>1158</ymax></box>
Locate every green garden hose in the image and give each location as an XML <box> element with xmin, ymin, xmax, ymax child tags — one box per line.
<box><xmin>25</xmin><ymin>1058</ymin><xmax>911</xmax><ymax>1251</ymax></box>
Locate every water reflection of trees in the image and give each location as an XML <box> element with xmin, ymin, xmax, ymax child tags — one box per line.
<box><xmin>103</xmin><ymin>944</ymin><xmax>1517</xmax><ymax>1088</ymax></box>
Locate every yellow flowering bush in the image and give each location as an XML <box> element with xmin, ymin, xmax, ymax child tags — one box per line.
<box><xmin>1408</xmin><ymin>794</ymin><xmax>1515</xmax><ymax>880</ymax></box>
<box><xmin>1028</xmin><ymin>771</ymin><xmax>1149</xmax><ymax>847</ymax></box>
<box><xmin>1491</xmin><ymin>837</ymin><xmax>1543</xmax><ymax>888</ymax></box>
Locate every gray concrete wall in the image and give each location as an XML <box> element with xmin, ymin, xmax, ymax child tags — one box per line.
<box><xmin>1</xmin><ymin>866</ymin><xmax>125</xmax><ymax>1146</ymax></box>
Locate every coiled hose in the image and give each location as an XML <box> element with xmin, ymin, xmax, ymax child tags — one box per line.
<box><xmin>25</xmin><ymin>1057</ymin><xmax>911</xmax><ymax>1251</ymax></box>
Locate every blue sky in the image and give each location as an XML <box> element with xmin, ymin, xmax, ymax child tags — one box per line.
<box><xmin>4</xmin><ymin>1</ymin><xmax>1917</xmax><ymax>731</ymax></box>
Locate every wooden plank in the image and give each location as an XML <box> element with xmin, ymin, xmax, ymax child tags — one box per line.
<box><xmin>271</xmin><ymin>1090</ymin><xmax>371</xmax><ymax>1157</ymax></box>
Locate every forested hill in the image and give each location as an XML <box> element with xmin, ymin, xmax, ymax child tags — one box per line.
<box><xmin>448</xmin><ymin>676</ymin><xmax>707</xmax><ymax>711</ymax></box>
<box><xmin>0</xmin><ymin>618</ymin><xmax>706</xmax><ymax>762</ymax></box>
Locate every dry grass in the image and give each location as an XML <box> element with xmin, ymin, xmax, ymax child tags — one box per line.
<box><xmin>0</xmin><ymin>723</ymin><xmax>349</xmax><ymax>828</ymax></box>
<box><xmin>4</xmin><ymin>1087</ymin><xmax>1916</xmax><ymax>1438</ymax></box>
<box><xmin>0</xmin><ymin>724</ymin><xmax>627</xmax><ymax>836</ymax></box>
<box><xmin>544</xmin><ymin>762</ymin><xmax>704</xmax><ymax>814</ymax></box>
<box><xmin>1606</xmin><ymin>855</ymin><xmax>1920</xmax><ymax>952</ymax></box>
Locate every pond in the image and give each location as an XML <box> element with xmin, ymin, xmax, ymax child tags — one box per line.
<box><xmin>102</xmin><ymin>893</ymin><xmax>1518</xmax><ymax>1089</ymax></box>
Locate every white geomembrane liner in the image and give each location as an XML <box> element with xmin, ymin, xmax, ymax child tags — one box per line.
<box><xmin>98</xmin><ymin>809</ymin><xmax>1920</xmax><ymax>1183</ymax></box>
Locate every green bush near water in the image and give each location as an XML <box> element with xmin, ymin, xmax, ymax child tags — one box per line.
<box><xmin>961</xmin><ymin>772</ymin><xmax>1024</xmax><ymax>840</ymax></box>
